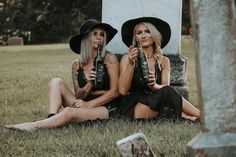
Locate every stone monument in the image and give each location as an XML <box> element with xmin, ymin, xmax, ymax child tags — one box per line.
<box><xmin>102</xmin><ymin>0</ymin><xmax>189</xmax><ymax>99</ymax></box>
<box><xmin>117</xmin><ymin>132</ymin><xmax>155</xmax><ymax>157</ymax></box>
<box><xmin>102</xmin><ymin>0</ymin><xmax>182</xmax><ymax>55</ymax></box>
<box><xmin>7</xmin><ymin>36</ymin><xmax>24</xmax><ymax>45</ymax></box>
<box><xmin>187</xmin><ymin>0</ymin><xmax>236</xmax><ymax>156</ymax></box>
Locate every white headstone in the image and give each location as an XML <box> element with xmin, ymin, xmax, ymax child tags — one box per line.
<box><xmin>102</xmin><ymin>0</ymin><xmax>182</xmax><ymax>55</ymax></box>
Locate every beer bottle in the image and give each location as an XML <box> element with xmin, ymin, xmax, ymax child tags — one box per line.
<box><xmin>94</xmin><ymin>44</ymin><xmax>104</xmax><ymax>89</ymax></box>
<box><xmin>136</xmin><ymin>41</ymin><xmax>149</xmax><ymax>85</ymax></box>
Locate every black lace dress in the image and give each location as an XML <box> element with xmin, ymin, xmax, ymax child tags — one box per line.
<box><xmin>77</xmin><ymin>55</ymin><xmax>120</xmax><ymax>117</ymax></box>
<box><xmin>119</xmin><ymin>62</ymin><xmax>183</xmax><ymax>120</ymax></box>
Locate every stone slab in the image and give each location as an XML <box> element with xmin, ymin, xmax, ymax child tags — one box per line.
<box><xmin>7</xmin><ymin>36</ymin><xmax>24</xmax><ymax>45</ymax></box>
<box><xmin>187</xmin><ymin>132</ymin><xmax>236</xmax><ymax>157</ymax></box>
<box><xmin>102</xmin><ymin>0</ymin><xmax>182</xmax><ymax>55</ymax></box>
<box><xmin>191</xmin><ymin>0</ymin><xmax>236</xmax><ymax>133</ymax></box>
<box><xmin>166</xmin><ymin>54</ymin><xmax>187</xmax><ymax>85</ymax></box>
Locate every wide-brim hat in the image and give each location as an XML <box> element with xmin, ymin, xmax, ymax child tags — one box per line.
<box><xmin>69</xmin><ymin>19</ymin><xmax>118</xmax><ymax>54</ymax></box>
<box><xmin>121</xmin><ymin>17</ymin><xmax>171</xmax><ymax>48</ymax></box>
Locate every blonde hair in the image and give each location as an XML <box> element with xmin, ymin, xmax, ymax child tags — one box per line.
<box><xmin>80</xmin><ymin>27</ymin><xmax>107</xmax><ymax>64</ymax></box>
<box><xmin>132</xmin><ymin>22</ymin><xmax>163</xmax><ymax>70</ymax></box>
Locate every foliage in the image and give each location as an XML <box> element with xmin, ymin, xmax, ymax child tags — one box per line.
<box><xmin>0</xmin><ymin>0</ymin><xmax>102</xmax><ymax>44</ymax></box>
<box><xmin>0</xmin><ymin>0</ymin><xmax>191</xmax><ymax>43</ymax></box>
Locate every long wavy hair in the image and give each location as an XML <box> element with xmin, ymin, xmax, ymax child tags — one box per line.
<box><xmin>79</xmin><ymin>27</ymin><xmax>107</xmax><ymax>64</ymax></box>
<box><xmin>132</xmin><ymin>22</ymin><xmax>163</xmax><ymax>70</ymax></box>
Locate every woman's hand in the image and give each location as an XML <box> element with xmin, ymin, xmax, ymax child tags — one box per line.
<box><xmin>128</xmin><ymin>45</ymin><xmax>138</xmax><ymax>65</ymax></box>
<box><xmin>86</xmin><ymin>68</ymin><xmax>96</xmax><ymax>87</ymax></box>
<box><xmin>147</xmin><ymin>71</ymin><xmax>166</xmax><ymax>91</ymax></box>
<box><xmin>72</xmin><ymin>99</ymin><xmax>91</xmax><ymax>108</ymax></box>
<box><xmin>147</xmin><ymin>71</ymin><xmax>156</xmax><ymax>90</ymax></box>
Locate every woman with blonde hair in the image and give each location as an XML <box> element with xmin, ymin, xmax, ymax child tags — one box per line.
<box><xmin>119</xmin><ymin>17</ymin><xmax>200</xmax><ymax>121</ymax></box>
<box><xmin>5</xmin><ymin>19</ymin><xmax>120</xmax><ymax>131</ymax></box>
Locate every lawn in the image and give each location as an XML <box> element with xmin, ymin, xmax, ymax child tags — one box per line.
<box><xmin>0</xmin><ymin>39</ymin><xmax>200</xmax><ymax>157</ymax></box>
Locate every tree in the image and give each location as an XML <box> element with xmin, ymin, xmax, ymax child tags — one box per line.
<box><xmin>1</xmin><ymin>0</ymin><xmax>191</xmax><ymax>44</ymax></box>
<box><xmin>0</xmin><ymin>0</ymin><xmax>102</xmax><ymax>44</ymax></box>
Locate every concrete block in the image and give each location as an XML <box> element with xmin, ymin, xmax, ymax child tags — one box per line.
<box><xmin>187</xmin><ymin>132</ymin><xmax>236</xmax><ymax>157</ymax></box>
<box><xmin>166</xmin><ymin>54</ymin><xmax>187</xmax><ymax>85</ymax></box>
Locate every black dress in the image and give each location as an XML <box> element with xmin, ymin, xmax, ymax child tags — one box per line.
<box><xmin>77</xmin><ymin>52</ymin><xmax>120</xmax><ymax>117</ymax></box>
<box><xmin>119</xmin><ymin>62</ymin><xmax>183</xmax><ymax>120</ymax></box>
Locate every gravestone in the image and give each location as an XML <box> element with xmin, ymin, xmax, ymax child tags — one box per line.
<box><xmin>102</xmin><ymin>0</ymin><xmax>189</xmax><ymax>99</ymax></box>
<box><xmin>116</xmin><ymin>132</ymin><xmax>155</xmax><ymax>157</ymax></box>
<box><xmin>7</xmin><ymin>36</ymin><xmax>24</xmax><ymax>45</ymax></box>
<box><xmin>102</xmin><ymin>0</ymin><xmax>182</xmax><ymax>55</ymax></box>
<box><xmin>187</xmin><ymin>0</ymin><xmax>236</xmax><ymax>156</ymax></box>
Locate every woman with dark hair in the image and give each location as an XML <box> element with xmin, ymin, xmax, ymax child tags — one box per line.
<box><xmin>119</xmin><ymin>17</ymin><xmax>200</xmax><ymax>121</ymax></box>
<box><xmin>5</xmin><ymin>19</ymin><xmax>120</xmax><ymax>131</ymax></box>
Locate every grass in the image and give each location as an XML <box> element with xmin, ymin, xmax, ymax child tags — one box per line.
<box><xmin>0</xmin><ymin>39</ymin><xmax>200</xmax><ymax>157</ymax></box>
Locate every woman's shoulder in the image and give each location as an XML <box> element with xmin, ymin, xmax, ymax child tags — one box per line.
<box><xmin>72</xmin><ymin>59</ymin><xmax>82</xmax><ymax>69</ymax></box>
<box><xmin>161</xmin><ymin>56</ymin><xmax>170</xmax><ymax>64</ymax></box>
<box><xmin>72</xmin><ymin>58</ymin><xmax>80</xmax><ymax>64</ymax></box>
<box><xmin>104</xmin><ymin>51</ymin><xmax>119</xmax><ymax>64</ymax></box>
<box><xmin>160</xmin><ymin>56</ymin><xmax>170</xmax><ymax>69</ymax></box>
<box><xmin>118</xmin><ymin>53</ymin><xmax>128</xmax><ymax>60</ymax></box>
<box><xmin>105</xmin><ymin>51</ymin><xmax>115</xmax><ymax>57</ymax></box>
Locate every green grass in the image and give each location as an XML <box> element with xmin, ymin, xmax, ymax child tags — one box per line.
<box><xmin>0</xmin><ymin>40</ymin><xmax>200</xmax><ymax>157</ymax></box>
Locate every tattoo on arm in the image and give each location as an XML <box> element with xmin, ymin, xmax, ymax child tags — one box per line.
<box><xmin>78</xmin><ymin>88</ymin><xmax>87</xmax><ymax>100</ymax></box>
<box><xmin>72</xmin><ymin>60</ymin><xmax>80</xmax><ymax>95</ymax></box>
<box><xmin>106</xmin><ymin>53</ymin><xmax>118</xmax><ymax>64</ymax></box>
<box><xmin>72</xmin><ymin>60</ymin><xmax>87</xmax><ymax>99</ymax></box>
<box><xmin>72</xmin><ymin>61</ymin><xmax>93</xmax><ymax>99</ymax></box>
<box><xmin>77</xmin><ymin>83</ymin><xmax>92</xmax><ymax>100</ymax></box>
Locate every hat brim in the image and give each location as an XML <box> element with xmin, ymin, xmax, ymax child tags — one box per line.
<box><xmin>69</xmin><ymin>23</ymin><xmax>117</xmax><ymax>54</ymax></box>
<box><xmin>121</xmin><ymin>17</ymin><xmax>171</xmax><ymax>48</ymax></box>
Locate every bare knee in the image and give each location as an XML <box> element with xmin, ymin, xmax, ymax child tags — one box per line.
<box><xmin>61</xmin><ymin>107</ymin><xmax>77</xmax><ymax>121</ymax></box>
<box><xmin>49</xmin><ymin>78</ymin><xmax>64</xmax><ymax>88</ymax></box>
<box><xmin>98</xmin><ymin>108</ymin><xmax>109</xmax><ymax>120</ymax></box>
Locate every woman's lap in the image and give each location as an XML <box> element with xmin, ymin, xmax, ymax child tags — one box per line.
<box><xmin>118</xmin><ymin>86</ymin><xmax>183</xmax><ymax>120</ymax></box>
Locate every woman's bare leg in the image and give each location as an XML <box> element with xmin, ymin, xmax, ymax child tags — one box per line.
<box><xmin>134</xmin><ymin>100</ymin><xmax>200</xmax><ymax>121</ymax></box>
<box><xmin>5</xmin><ymin>106</ymin><xmax>109</xmax><ymax>132</ymax></box>
<box><xmin>48</xmin><ymin>78</ymin><xmax>77</xmax><ymax>114</ymax></box>
<box><xmin>182</xmin><ymin>97</ymin><xmax>200</xmax><ymax>118</ymax></box>
<box><xmin>134</xmin><ymin>103</ymin><xmax>159</xmax><ymax>119</ymax></box>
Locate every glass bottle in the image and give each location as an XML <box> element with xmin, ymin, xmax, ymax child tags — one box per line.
<box><xmin>137</xmin><ymin>41</ymin><xmax>149</xmax><ymax>85</ymax></box>
<box><xmin>94</xmin><ymin>44</ymin><xmax>104</xmax><ymax>89</ymax></box>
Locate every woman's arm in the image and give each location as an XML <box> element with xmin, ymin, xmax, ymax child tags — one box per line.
<box><xmin>118</xmin><ymin>54</ymin><xmax>135</xmax><ymax>95</ymax></box>
<box><xmin>119</xmin><ymin>45</ymin><xmax>139</xmax><ymax>95</ymax></box>
<box><xmin>85</xmin><ymin>53</ymin><xmax>120</xmax><ymax>108</ymax></box>
<box><xmin>161</xmin><ymin>56</ymin><xmax>170</xmax><ymax>85</ymax></box>
<box><xmin>149</xmin><ymin>56</ymin><xmax>170</xmax><ymax>91</ymax></box>
<box><xmin>72</xmin><ymin>60</ymin><xmax>93</xmax><ymax>99</ymax></box>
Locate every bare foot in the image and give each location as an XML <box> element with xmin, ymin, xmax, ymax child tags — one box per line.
<box><xmin>186</xmin><ymin>116</ymin><xmax>198</xmax><ymax>122</ymax></box>
<box><xmin>181</xmin><ymin>113</ymin><xmax>200</xmax><ymax>122</ymax></box>
<box><xmin>5</xmin><ymin>122</ymin><xmax>36</xmax><ymax>132</ymax></box>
